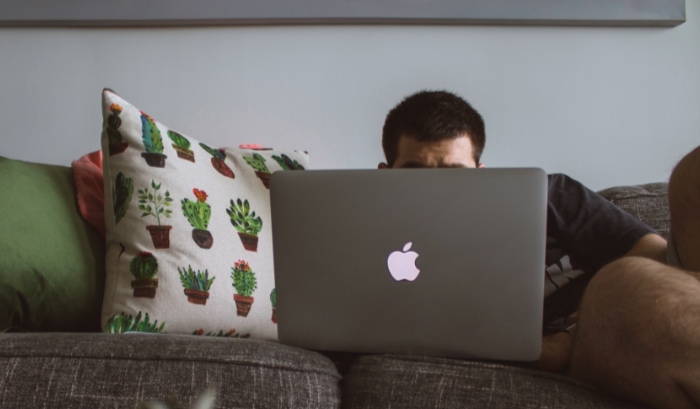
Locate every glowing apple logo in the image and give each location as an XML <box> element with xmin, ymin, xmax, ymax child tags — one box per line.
<box><xmin>387</xmin><ymin>242</ymin><xmax>420</xmax><ymax>281</ymax></box>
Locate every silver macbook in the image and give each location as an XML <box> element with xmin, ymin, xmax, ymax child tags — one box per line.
<box><xmin>270</xmin><ymin>168</ymin><xmax>547</xmax><ymax>361</ymax></box>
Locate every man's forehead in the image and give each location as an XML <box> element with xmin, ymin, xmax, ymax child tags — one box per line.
<box><xmin>396</xmin><ymin>135</ymin><xmax>474</xmax><ymax>154</ymax></box>
<box><xmin>394</xmin><ymin>135</ymin><xmax>476</xmax><ymax>168</ymax></box>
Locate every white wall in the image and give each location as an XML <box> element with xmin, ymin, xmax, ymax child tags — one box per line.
<box><xmin>1</xmin><ymin>1</ymin><xmax>698</xmax><ymax>191</ymax></box>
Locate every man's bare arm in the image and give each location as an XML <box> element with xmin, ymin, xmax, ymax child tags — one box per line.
<box><xmin>623</xmin><ymin>233</ymin><xmax>667</xmax><ymax>263</ymax></box>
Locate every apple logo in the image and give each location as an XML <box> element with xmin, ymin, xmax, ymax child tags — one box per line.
<box><xmin>387</xmin><ymin>242</ymin><xmax>420</xmax><ymax>281</ymax></box>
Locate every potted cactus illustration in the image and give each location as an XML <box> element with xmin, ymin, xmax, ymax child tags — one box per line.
<box><xmin>272</xmin><ymin>154</ymin><xmax>306</xmax><ymax>171</ymax></box>
<box><xmin>181</xmin><ymin>188</ymin><xmax>213</xmax><ymax>249</ymax></box>
<box><xmin>105</xmin><ymin>311</ymin><xmax>165</xmax><ymax>333</ymax></box>
<box><xmin>112</xmin><ymin>172</ymin><xmax>133</xmax><ymax>224</ymax></box>
<box><xmin>138</xmin><ymin>180</ymin><xmax>173</xmax><ymax>249</ymax></box>
<box><xmin>178</xmin><ymin>266</ymin><xmax>215</xmax><ymax>305</ymax></box>
<box><xmin>140</xmin><ymin>112</ymin><xmax>167</xmax><ymax>168</ymax></box>
<box><xmin>167</xmin><ymin>130</ymin><xmax>195</xmax><ymax>162</ymax></box>
<box><xmin>130</xmin><ymin>251</ymin><xmax>159</xmax><ymax>298</ymax></box>
<box><xmin>226</xmin><ymin>198</ymin><xmax>263</xmax><ymax>252</ymax></box>
<box><xmin>199</xmin><ymin>142</ymin><xmax>235</xmax><ymax>179</ymax></box>
<box><xmin>107</xmin><ymin>103</ymin><xmax>129</xmax><ymax>156</ymax></box>
<box><xmin>243</xmin><ymin>153</ymin><xmax>271</xmax><ymax>189</ymax></box>
<box><xmin>231</xmin><ymin>260</ymin><xmax>257</xmax><ymax>317</ymax></box>
<box><xmin>270</xmin><ymin>288</ymin><xmax>277</xmax><ymax>324</ymax></box>
<box><xmin>192</xmin><ymin>328</ymin><xmax>250</xmax><ymax>338</ymax></box>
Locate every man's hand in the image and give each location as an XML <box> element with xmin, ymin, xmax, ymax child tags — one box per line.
<box><xmin>535</xmin><ymin>331</ymin><xmax>574</xmax><ymax>373</ymax></box>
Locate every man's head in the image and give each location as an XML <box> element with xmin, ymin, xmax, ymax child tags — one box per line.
<box><xmin>380</xmin><ymin>90</ymin><xmax>485</xmax><ymax>169</ymax></box>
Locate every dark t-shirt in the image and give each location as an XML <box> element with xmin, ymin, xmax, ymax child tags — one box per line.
<box><xmin>542</xmin><ymin>174</ymin><xmax>654</xmax><ymax>328</ymax></box>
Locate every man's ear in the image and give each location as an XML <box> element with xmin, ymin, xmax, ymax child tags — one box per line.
<box><xmin>378</xmin><ymin>163</ymin><xmax>390</xmax><ymax>169</ymax></box>
<box><xmin>477</xmin><ymin>162</ymin><xmax>485</xmax><ymax>169</ymax></box>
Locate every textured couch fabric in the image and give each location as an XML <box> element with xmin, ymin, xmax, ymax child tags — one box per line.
<box><xmin>597</xmin><ymin>182</ymin><xmax>670</xmax><ymax>239</ymax></box>
<box><xmin>341</xmin><ymin>355</ymin><xmax>647</xmax><ymax>409</ymax></box>
<box><xmin>0</xmin><ymin>333</ymin><xmax>341</xmax><ymax>409</ymax></box>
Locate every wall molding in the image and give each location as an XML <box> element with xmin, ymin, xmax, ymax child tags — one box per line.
<box><xmin>0</xmin><ymin>0</ymin><xmax>686</xmax><ymax>27</ymax></box>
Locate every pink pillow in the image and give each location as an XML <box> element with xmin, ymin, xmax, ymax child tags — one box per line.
<box><xmin>72</xmin><ymin>150</ymin><xmax>105</xmax><ymax>238</ymax></box>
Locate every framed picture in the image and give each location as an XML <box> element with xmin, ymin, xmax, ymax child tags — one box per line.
<box><xmin>0</xmin><ymin>0</ymin><xmax>685</xmax><ymax>27</ymax></box>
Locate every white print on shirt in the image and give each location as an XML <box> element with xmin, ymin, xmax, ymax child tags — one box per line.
<box><xmin>544</xmin><ymin>255</ymin><xmax>584</xmax><ymax>297</ymax></box>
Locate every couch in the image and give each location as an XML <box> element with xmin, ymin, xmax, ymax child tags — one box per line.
<box><xmin>0</xmin><ymin>155</ymin><xmax>667</xmax><ymax>409</ymax></box>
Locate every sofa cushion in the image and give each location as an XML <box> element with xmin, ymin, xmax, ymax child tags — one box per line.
<box><xmin>72</xmin><ymin>150</ymin><xmax>106</xmax><ymax>238</ymax></box>
<box><xmin>341</xmin><ymin>354</ymin><xmax>647</xmax><ymax>409</ymax></box>
<box><xmin>0</xmin><ymin>333</ymin><xmax>341</xmax><ymax>409</ymax></box>
<box><xmin>597</xmin><ymin>182</ymin><xmax>669</xmax><ymax>239</ymax></box>
<box><xmin>0</xmin><ymin>156</ymin><xmax>105</xmax><ymax>332</ymax></box>
<box><xmin>100</xmin><ymin>89</ymin><xmax>308</xmax><ymax>339</ymax></box>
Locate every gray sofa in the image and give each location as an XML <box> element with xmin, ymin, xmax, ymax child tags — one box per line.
<box><xmin>0</xmin><ymin>157</ymin><xmax>666</xmax><ymax>408</ymax></box>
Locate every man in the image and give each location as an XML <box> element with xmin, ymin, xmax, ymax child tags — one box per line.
<box><xmin>379</xmin><ymin>90</ymin><xmax>700</xmax><ymax>409</ymax></box>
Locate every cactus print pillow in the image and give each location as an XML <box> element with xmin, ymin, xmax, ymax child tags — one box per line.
<box><xmin>100</xmin><ymin>89</ymin><xmax>308</xmax><ymax>339</ymax></box>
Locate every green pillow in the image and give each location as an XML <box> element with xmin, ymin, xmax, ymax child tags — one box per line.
<box><xmin>0</xmin><ymin>156</ymin><xmax>105</xmax><ymax>332</ymax></box>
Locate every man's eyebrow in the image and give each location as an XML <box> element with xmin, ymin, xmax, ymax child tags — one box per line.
<box><xmin>398</xmin><ymin>162</ymin><xmax>468</xmax><ymax>169</ymax></box>
<box><xmin>398</xmin><ymin>162</ymin><xmax>431</xmax><ymax>168</ymax></box>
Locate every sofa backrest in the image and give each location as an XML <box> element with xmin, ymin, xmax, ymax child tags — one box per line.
<box><xmin>597</xmin><ymin>182</ymin><xmax>670</xmax><ymax>239</ymax></box>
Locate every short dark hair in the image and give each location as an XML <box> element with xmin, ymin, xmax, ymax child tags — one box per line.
<box><xmin>382</xmin><ymin>90</ymin><xmax>485</xmax><ymax>167</ymax></box>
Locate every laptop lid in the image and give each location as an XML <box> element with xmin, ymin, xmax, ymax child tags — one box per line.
<box><xmin>270</xmin><ymin>168</ymin><xmax>546</xmax><ymax>361</ymax></box>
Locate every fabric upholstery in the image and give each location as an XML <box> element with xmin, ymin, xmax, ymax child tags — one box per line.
<box><xmin>72</xmin><ymin>150</ymin><xmax>106</xmax><ymax>238</ymax></box>
<box><xmin>341</xmin><ymin>354</ymin><xmax>649</xmax><ymax>409</ymax></box>
<box><xmin>0</xmin><ymin>156</ymin><xmax>105</xmax><ymax>332</ymax></box>
<box><xmin>597</xmin><ymin>182</ymin><xmax>670</xmax><ymax>239</ymax></box>
<box><xmin>0</xmin><ymin>333</ymin><xmax>341</xmax><ymax>409</ymax></box>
